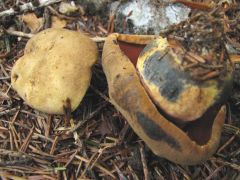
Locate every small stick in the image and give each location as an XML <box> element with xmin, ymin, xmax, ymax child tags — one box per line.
<box><xmin>68</xmin><ymin>103</ymin><xmax>107</xmax><ymax>134</ymax></box>
<box><xmin>91</xmin><ymin>36</ymin><xmax>106</xmax><ymax>43</ymax></box>
<box><xmin>74</xmin><ymin>155</ymin><xmax>116</xmax><ymax>179</ymax></box>
<box><xmin>20</xmin><ymin>126</ymin><xmax>34</xmax><ymax>152</ymax></box>
<box><xmin>90</xmin><ymin>85</ymin><xmax>111</xmax><ymax>103</ymax></box>
<box><xmin>112</xmin><ymin>161</ymin><xmax>126</xmax><ymax>179</ymax></box>
<box><xmin>0</xmin><ymin>77</ymin><xmax>10</xmax><ymax>80</ymax></box>
<box><xmin>198</xmin><ymin>70</ymin><xmax>220</xmax><ymax>81</ymax></box>
<box><xmin>6</xmin><ymin>30</ymin><xmax>34</xmax><ymax>38</ymax></box>
<box><xmin>107</xmin><ymin>12</ymin><xmax>115</xmax><ymax>34</ymax></box>
<box><xmin>210</xmin><ymin>157</ymin><xmax>240</xmax><ymax>171</ymax></box>
<box><xmin>198</xmin><ymin>64</ymin><xmax>224</xmax><ymax>69</ymax></box>
<box><xmin>217</xmin><ymin>130</ymin><xmax>239</xmax><ymax>153</ymax></box>
<box><xmin>185</xmin><ymin>51</ymin><xmax>206</xmax><ymax>63</ymax></box>
<box><xmin>80</xmin><ymin>151</ymin><xmax>98</xmax><ymax>179</ymax></box>
<box><xmin>183</xmin><ymin>62</ymin><xmax>199</xmax><ymax>70</ymax></box>
<box><xmin>0</xmin><ymin>126</ymin><xmax>8</xmax><ymax>132</ymax></box>
<box><xmin>63</xmin><ymin>98</ymin><xmax>71</xmax><ymax>127</ymax></box>
<box><xmin>6</xmin><ymin>29</ymin><xmax>106</xmax><ymax>42</ymax></box>
<box><xmin>0</xmin><ymin>108</ymin><xmax>18</xmax><ymax>116</ymax></box>
<box><xmin>11</xmin><ymin>109</ymin><xmax>20</xmax><ymax>124</ymax></box>
<box><xmin>64</xmin><ymin>149</ymin><xmax>79</xmax><ymax>168</ymax></box>
<box><xmin>0</xmin><ymin>0</ymin><xmax>62</xmax><ymax>17</ymax></box>
<box><xmin>173</xmin><ymin>0</ymin><xmax>213</xmax><ymax>11</ymax></box>
<box><xmin>205</xmin><ymin>166</ymin><xmax>224</xmax><ymax>180</ymax></box>
<box><xmin>140</xmin><ymin>144</ymin><xmax>149</xmax><ymax>180</ymax></box>
<box><xmin>50</xmin><ymin>136</ymin><xmax>59</xmax><ymax>155</ymax></box>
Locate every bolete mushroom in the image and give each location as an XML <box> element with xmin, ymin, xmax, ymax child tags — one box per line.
<box><xmin>11</xmin><ymin>28</ymin><xmax>98</xmax><ymax>114</ymax></box>
<box><xmin>136</xmin><ymin>37</ymin><xmax>233</xmax><ymax>122</ymax></box>
<box><xmin>102</xmin><ymin>33</ymin><xmax>233</xmax><ymax>165</ymax></box>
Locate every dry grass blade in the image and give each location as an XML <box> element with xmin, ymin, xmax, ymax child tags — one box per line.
<box><xmin>0</xmin><ymin>0</ymin><xmax>62</xmax><ymax>17</ymax></box>
<box><xmin>140</xmin><ymin>144</ymin><xmax>149</xmax><ymax>180</ymax></box>
<box><xmin>173</xmin><ymin>0</ymin><xmax>213</xmax><ymax>10</ymax></box>
<box><xmin>210</xmin><ymin>157</ymin><xmax>240</xmax><ymax>171</ymax></box>
<box><xmin>217</xmin><ymin>130</ymin><xmax>239</xmax><ymax>153</ymax></box>
<box><xmin>20</xmin><ymin>127</ymin><xmax>34</xmax><ymax>152</ymax></box>
<box><xmin>5</xmin><ymin>29</ymin><xmax>106</xmax><ymax>42</ymax></box>
<box><xmin>0</xmin><ymin>172</ymin><xmax>26</xmax><ymax>180</ymax></box>
<box><xmin>50</xmin><ymin>136</ymin><xmax>59</xmax><ymax>155</ymax></box>
<box><xmin>75</xmin><ymin>155</ymin><xmax>116</xmax><ymax>179</ymax></box>
<box><xmin>186</xmin><ymin>51</ymin><xmax>206</xmax><ymax>63</ymax></box>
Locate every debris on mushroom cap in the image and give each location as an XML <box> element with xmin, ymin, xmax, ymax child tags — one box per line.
<box><xmin>137</xmin><ymin>37</ymin><xmax>233</xmax><ymax>122</ymax></box>
<box><xmin>11</xmin><ymin>28</ymin><xmax>98</xmax><ymax>114</ymax></box>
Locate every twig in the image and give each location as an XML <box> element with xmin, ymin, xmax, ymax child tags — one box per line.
<box><xmin>50</xmin><ymin>136</ymin><xmax>59</xmax><ymax>155</ymax></box>
<box><xmin>0</xmin><ymin>172</ymin><xmax>29</xmax><ymax>180</ymax></box>
<box><xmin>172</xmin><ymin>0</ymin><xmax>213</xmax><ymax>11</ymax></box>
<box><xmin>210</xmin><ymin>157</ymin><xmax>240</xmax><ymax>171</ymax></box>
<box><xmin>6</xmin><ymin>29</ymin><xmax>106</xmax><ymax>42</ymax></box>
<box><xmin>0</xmin><ymin>126</ymin><xmax>8</xmax><ymax>132</ymax></box>
<box><xmin>68</xmin><ymin>102</ymin><xmax>107</xmax><ymax>134</ymax></box>
<box><xmin>0</xmin><ymin>0</ymin><xmax>62</xmax><ymax>17</ymax></box>
<box><xmin>112</xmin><ymin>161</ymin><xmax>126</xmax><ymax>179</ymax></box>
<box><xmin>91</xmin><ymin>36</ymin><xmax>106</xmax><ymax>43</ymax></box>
<box><xmin>0</xmin><ymin>149</ymin><xmax>27</xmax><ymax>157</ymax></box>
<box><xmin>64</xmin><ymin>150</ymin><xmax>79</xmax><ymax>168</ymax></box>
<box><xmin>74</xmin><ymin>155</ymin><xmax>116</xmax><ymax>179</ymax></box>
<box><xmin>0</xmin><ymin>108</ymin><xmax>18</xmax><ymax>116</ymax></box>
<box><xmin>140</xmin><ymin>144</ymin><xmax>149</xmax><ymax>180</ymax></box>
<box><xmin>205</xmin><ymin>166</ymin><xmax>224</xmax><ymax>180</ymax></box>
<box><xmin>107</xmin><ymin>12</ymin><xmax>115</xmax><ymax>34</ymax></box>
<box><xmin>217</xmin><ymin>130</ymin><xmax>239</xmax><ymax>153</ymax></box>
<box><xmin>80</xmin><ymin>151</ymin><xmax>99</xmax><ymax>179</ymax></box>
<box><xmin>223</xmin><ymin>124</ymin><xmax>240</xmax><ymax>138</ymax></box>
<box><xmin>20</xmin><ymin>127</ymin><xmax>34</xmax><ymax>152</ymax></box>
<box><xmin>63</xmin><ymin>98</ymin><xmax>71</xmax><ymax>127</ymax></box>
<box><xmin>0</xmin><ymin>77</ymin><xmax>10</xmax><ymax>80</ymax></box>
<box><xmin>90</xmin><ymin>85</ymin><xmax>111</xmax><ymax>103</ymax></box>
<box><xmin>6</xmin><ymin>30</ymin><xmax>34</xmax><ymax>38</ymax></box>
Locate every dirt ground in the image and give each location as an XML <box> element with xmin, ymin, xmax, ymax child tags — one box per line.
<box><xmin>0</xmin><ymin>0</ymin><xmax>240</xmax><ymax>179</ymax></box>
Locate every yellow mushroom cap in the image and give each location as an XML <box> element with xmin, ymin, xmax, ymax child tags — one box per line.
<box><xmin>11</xmin><ymin>28</ymin><xmax>98</xmax><ymax>114</ymax></box>
<box><xmin>137</xmin><ymin>37</ymin><xmax>233</xmax><ymax>121</ymax></box>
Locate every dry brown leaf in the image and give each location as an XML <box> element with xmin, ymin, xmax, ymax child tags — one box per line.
<box><xmin>21</xmin><ymin>13</ymin><xmax>43</xmax><ymax>33</ymax></box>
<box><xmin>51</xmin><ymin>16</ymin><xmax>67</xmax><ymax>28</ymax></box>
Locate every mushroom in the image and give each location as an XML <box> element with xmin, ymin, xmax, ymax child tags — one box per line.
<box><xmin>102</xmin><ymin>33</ymin><xmax>233</xmax><ymax>165</ymax></box>
<box><xmin>11</xmin><ymin>28</ymin><xmax>98</xmax><ymax>114</ymax></box>
<box><xmin>136</xmin><ymin>37</ymin><xmax>233</xmax><ymax>122</ymax></box>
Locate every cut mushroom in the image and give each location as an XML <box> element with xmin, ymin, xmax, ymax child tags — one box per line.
<box><xmin>11</xmin><ymin>28</ymin><xmax>98</xmax><ymax>114</ymax></box>
<box><xmin>102</xmin><ymin>33</ymin><xmax>233</xmax><ymax>165</ymax></box>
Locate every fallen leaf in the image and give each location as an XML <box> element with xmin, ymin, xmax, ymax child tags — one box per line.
<box><xmin>21</xmin><ymin>13</ymin><xmax>43</xmax><ymax>33</ymax></box>
<box><xmin>51</xmin><ymin>16</ymin><xmax>67</xmax><ymax>29</ymax></box>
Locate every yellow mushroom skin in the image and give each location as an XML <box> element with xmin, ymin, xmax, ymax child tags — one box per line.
<box><xmin>102</xmin><ymin>33</ymin><xmax>228</xmax><ymax>165</ymax></box>
<box><xmin>11</xmin><ymin>28</ymin><xmax>98</xmax><ymax>114</ymax></box>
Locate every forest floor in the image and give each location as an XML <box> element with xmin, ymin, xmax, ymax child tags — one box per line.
<box><xmin>0</xmin><ymin>0</ymin><xmax>240</xmax><ymax>179</ymax></box>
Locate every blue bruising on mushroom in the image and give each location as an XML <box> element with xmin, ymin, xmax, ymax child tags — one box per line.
<box><xmin>136</xmin><ymin>111</ymin><xmax>181</xmax><ymax>150</ymax></box>
<box><xmin>142</xmin><ymin>50</ymin><xmax>196</xmax><ymax>102</ymax></box>
<box><xmin>140</xmin><ymin>40</ymin><xmax>158</xmax><ymax>56</ymax></box>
